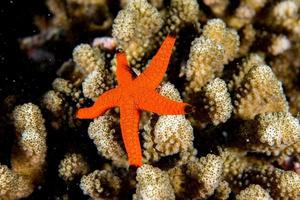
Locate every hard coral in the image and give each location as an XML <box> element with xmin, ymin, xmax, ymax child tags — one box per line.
<box><xmin>112</xmin><ymin>0</ymin><xmax>163</xmax><ymax>67</ymax></box>
<box><xmin>236</xmin><ymin>167</ymin><xmax>300</xmax><ymax>199</ymax></box>
<box><xmin>73</xmin><ymin>44</ymin><xmax>114</xmax><ymax>99</ymax></box>
<box><xmin>80</xmin><ymin>169</ymin><xmax>121</xmax><ymax>200</ymax></box>
<box><xmin>185</xmin><ymin>18</ymin><xmax>239</xmax><ymax>94</ymax></box>
<box><xmin>153</xmin><ymin>83</ymin><xmax>194</xmax><ymax>156</ymax></box>
<box><xmin>0</xmin><ymin>165</ymin><xmax>32</xmax><ymax>200</ymax></box>
<box><xmin>164</xmin><ymin>0</ymin><xmax>200</xmax><ymax>34</ymax></box>
<box><xmin>58</xmin><ymin>153</ymin><xmax>89</xmax><ymax>181</ymax></box>
<box><xmin>201</xmin><ymin>78</ymin><xmax>233</xmax><ymax>125</ymax></box>
<box><xmin>227</xmin><ymin>0</ymin><xmax>267</xmax><ymax>29</ymax></box>
<box><xmin>235</xmin><ymin>184</ymin><xmax>272</xmax><ymax>200</ymax></box>
<box><xmin>233</xmin><ymin>64</ymin><xmax>288</xmax><ymax>120</ymax></box>
<box><xmin>186</xmin><ymin>154</ymin><xmax>223</xmax><ymax>199</ymax></box>
<box><xmin>88</xmin><ymin>116</ymin><xmax>128</xmax><ymax>168</ymax></box>
<box><xmin>0</xmin><ymin>103</ymin><xmax>47</xmax><ymax>199</ymax></box>
<box><xmin>238</xmin><ymin>112</ymin><xmax>300</xmax><ymax>155</ymax></box>
<box><xmin>7</xmin><ymin>0</ymin><xmax>300</xmax><ymax>199</ymax></box>
<box><xmin>133</xmin><ymin>164</ymin><xmax>175</xmax><ymax>200</ymax></box>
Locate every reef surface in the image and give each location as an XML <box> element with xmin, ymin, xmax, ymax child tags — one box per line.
<box><xmin>0</xmin><ymin>0</ymin><xmax>300</xmax><ymax>199</ymax></box>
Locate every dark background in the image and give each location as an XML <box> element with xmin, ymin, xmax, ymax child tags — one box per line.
<box><xmin>0</xmin><ymin>1</ymin><xmax>89</xmax><ymax>199</ymax></box>
<box><xmin>0</xmin><ymin>0</ymin><xmax>69</xmax><ymax>102</ymax></box>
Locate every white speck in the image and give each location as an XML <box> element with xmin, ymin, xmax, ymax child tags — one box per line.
<box><xmin>222</xmin><ymin>131</ymin><xmax>228</xmax><ymax>137</ymax></box>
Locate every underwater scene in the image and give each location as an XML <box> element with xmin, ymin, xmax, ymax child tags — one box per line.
<box><xmin>0</xmin><ymin>0</ymin><xmax>300</xmax><ymax>199</ymax></box>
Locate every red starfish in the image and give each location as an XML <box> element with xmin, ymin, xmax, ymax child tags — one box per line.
<box><xmin>77</xmin><ymin>35</ymin><xmax>193</xmax><ymax>167</ymax></box>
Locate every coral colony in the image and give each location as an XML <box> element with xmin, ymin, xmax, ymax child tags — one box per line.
<box><xmin>1</xmin><ymin>0</ymin><xmax>300</xmax><ymax>199</ymax></box>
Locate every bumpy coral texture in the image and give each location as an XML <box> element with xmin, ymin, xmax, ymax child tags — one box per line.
<box><xmin>239</xmin><ymin>112</ymin><xmax>300</xmax><ymax>155</ymax></box>
<box><xmin>268</xmin><ymin>1</ymin><xmax>300</xmax><ymax>34</ymax></box>
<box><xmin>236</xmin><ymin>167</ymin><xmax>300</xmax><ymax>199</ymax></box>
<box><xmin>73</xmin><ymin>44</ymin><xmax>114</xmax><ymax>99</ymax></box>
<box><xmin>0</xmin><ymin>165</ymin><xmax>32</xmax><ymax>200</ymax></box>
<box><xmin>235</xmin><ymin>184</ymin><xmax>272</xmax><ymax>200</ymax></box>
<box><xmin>80</xmin><ymin>169</ymin><xmax>121</xmax><ymax>200</ymax></box>
<box><xmin>186</xmin><ymin>154</ymin><xmax>223</xmax><ymax>199</ymax></box>
<box><xmin>58</xmin><ymin>153</ymin><xmax>89</xmax><ymax>181</ymax></box>
<box><xmin>228</xmin><ymin>53</ymin><xmax>265</xmax><ymax>91</ymax></box>
<box><xmin>214</xmin><ymin>181</ymin><xmax>231</xmax><ymax>200</ymax></box>
<box><xmin>42</xmin><ymin>90</ymin><xmax>63</xmax><ymax>113</ymax></box>
<box><xmin>233</xmin><ymin>64</ymin><xmax>288</xmax><ymax>120</ymax></box>
<box><xmin>88</xmin><ymin>116</ymin><xmax>128</xmax><ymax>167</ymax></box>
<box><xmin>112</xmin><ymin>0</ymin><xmax>163</xmax><ymax>67</ymax></box>
<box><xmin>41</xmin><ymin>77</ymin><xmax>83</xmax><ymax>129</ymax></box>
<box><xmin>0</xmin><ymin>103</ymin><xmax>47</xmax><ymax>199</ymax></box>
<box><xmin>133</xmin><ymin>164</ymin><xmax>175</xmax><ymax>200</ymax></box>
<box><xmin>6</xmin><ymin>0</ymin><xmax>300</xmax><ymax>199</ymax></box>
<box><xmin>227</xmin><ymin>0</ymin><xmax>267</xmax><ymax>29</ymax></box>
<box><xmin>164</xmin><ymin>0</ymin><xmax>199</xmax><ymax>34</ymax></box>
<box><xmin>153</xmin><ymin>83</ymin><xmax>194</xmax><ymax>156</ymax></box>
<box><xmin>203</xmin><ymin>0</ymin><xmax>229</xmax><ymax>17</ymax></box>
<box><xmin>142</xmin><ymin>83</ymin><xmax>197</xmax><ymax>164</ymax></box>
<box><xmin>202</xmin><ymin>78</ymin><xmax>233</xmax><ymax>125</ymax></box>
<box><xmin>185</xmin><ymin>18</ymin><xmax>239</xmax><ymax>93</ymax></box>
<box><xmin>12</xmin><ymin>103</ymin><xmax>47</xmax><ymax>180</ymax></box>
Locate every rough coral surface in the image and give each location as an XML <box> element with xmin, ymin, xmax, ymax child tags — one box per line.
<box><xmin>185</xmin><ymin>18</ymin><xmax>239</xmax><ymax>94</ymax></box>
<box><xmin>12</xmin><ymin>103</ymin><xmax>47</xmax><ymax>180</ymax></box>
<box><xmin>153</xmin><ymin>83</ymin><xmax>194</xmax><ymax>156</ymax></box>
<box><xmin>235</xmin><ymin>184</ymin><xmax>272</xmax><ymax>200</ymax></box>
<box><xmin>133</xmin><ymin>164</ymin><xmax>175</xmax><ymax>200</ymax></box>
<box><xmin>3</xmin><ymin>0</ymin><xmax>300</xmax><ymax>199</ymax></box>
<box><xmin>233</xmin><ymin>64</ymin><xmax>288</xmax><ymax>120</ymax></box>
<box><xmin>202</xmin><ymin>78</ymin><xmax>233</xmax><ymax>125</ymax></box>
<box><xmin>58</xmin><ymin>153</ymin><xmax>89</xmax><ymax>181</ymax></box>
<box><xmin>186</xmin><ymin>154</ymin><xmax>223</xmax><ymax>199</ymax></box>
<box><xmin>112</xmin><ymin>0</ymin><xmax>163</xmax><ymax>67</ymax></box>
<box><xmin>88</xmin><ymin>116</ymin><xmax>128</xmax><ymax>167</ymax></box>
<box><xmin>73</xmin><ymin>44</ymin><xmax>114</xmax><ymax>100</ymax></box>
<box><xmin>0</xmin><ymin>103</ymin><xmax>47</xmax><ymax>199</ymax></box>
<box><xmin>80</xmin><ymin>169</ymin><xmax>121</xmax><ymax>200</ymax></box>
<box><xmin>0</xmin><ymin>165</ymin><xmax>32</xmax><ymax>200</ymax></box>
<box><xmin>239</xmin><ymin>112</ymin><xmax>300</xmax><ymax>155</ymax></box>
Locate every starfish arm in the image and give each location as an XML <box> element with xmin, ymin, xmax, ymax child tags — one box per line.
<box><xmin>134</xmin><ymin>35</ymin><xmax>176</xmax><ymax>89</ymax></box>
<box><xmin>116</xmin><ymin>50</ymin><xmax>134</xmax><ymax>85</ymax></box>
<box><xmin>76</xmin><ymin>88</ymin><xmax>121</xmax><ymax>119</ymax></box>
<box><xmin>119</xmin><ymin>102</ymin><xmax>142</xmax><ymax>167</ymax></box>
<box><xmin>138</xmin><ymin>91</ymin><xmax>192</xmax><ymax>115</ymax></box>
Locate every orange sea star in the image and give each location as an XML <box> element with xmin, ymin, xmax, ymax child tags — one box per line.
<box><xmin>77</xmin><ymin>35</ymin><xmax>193</xmax><ymax>167</ymax></box>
